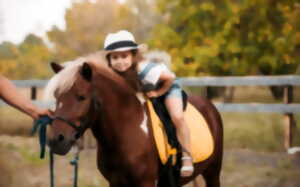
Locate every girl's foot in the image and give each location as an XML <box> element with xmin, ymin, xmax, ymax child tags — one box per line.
<box><xmin>180</xmin><ymin>156</ymin><xmax>194</xmax><ymax>177</ymax></box>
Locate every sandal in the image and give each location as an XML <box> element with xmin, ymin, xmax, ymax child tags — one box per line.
<box><xmin>180</xmin><ymin>156</ymin><xmax>194</xmax><ymax>177</ymax></box>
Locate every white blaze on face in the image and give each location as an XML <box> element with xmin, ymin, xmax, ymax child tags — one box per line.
<box><xmin>136</xmin><ymin>92</ymin><xmax>148</xmax><ymax>135</ymax></box>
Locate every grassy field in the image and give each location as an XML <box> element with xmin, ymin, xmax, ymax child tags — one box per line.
<box><xmin>1</xmin><ymin>86</ymin><xmax>300</xmax><ymax>186</ymax></box>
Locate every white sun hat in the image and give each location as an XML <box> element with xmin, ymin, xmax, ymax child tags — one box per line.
<box><xmin>104</xmin><ymin>30</ymin><xmax>147</xmax><ymax>53</ymax></box>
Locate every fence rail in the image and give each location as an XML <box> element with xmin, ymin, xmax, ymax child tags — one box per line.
<box><xmin>180</xmin><ymin>75</ymin><xmax>300</xmax><ymax>86</ymax></box>
<box><xmin>10</xmin><ymin>75</ymin><xmax>300</xmax><ymax>87</ymax></box>
<box><xmin>1</xmin><ymin>75</ymin><xmax>300</xmax><ymax>151</ymax></box>
<box><xmin>13</xmin><ymin>80</ymin><xmax>48</xmax><ymax>88</ymax></box>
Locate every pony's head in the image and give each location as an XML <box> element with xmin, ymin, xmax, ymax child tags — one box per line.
<box><xmin>45</xmin><ymin>60</ymin><xmax>95</xmax><ymax>155</ymax></box>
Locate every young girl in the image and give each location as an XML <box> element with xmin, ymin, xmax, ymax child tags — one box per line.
<box><xmin>104</xmin><ymin>30</ymin><xmax>194</xmax><ymax>177</ymax></box>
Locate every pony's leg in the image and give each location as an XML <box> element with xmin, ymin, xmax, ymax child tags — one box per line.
<box><xmin>136</xmin><ymin>180</ymin><xmax>156</xmax><ymax>187</ymax></box>
<box><xmin>109</xmin><ymin>182</ymin><xmax>127</xmax><ymax>187</ymax></box>
<box><xmin>202</xmin><ymin>162</ymin><xmax>222</xmax><ymax>187</ymax></box>
<box><xmin>192</xmin><ymin>176</ymin><xmax>204</xmax><ymax>187</ymax></box>
<box><xmin>109</xmin><ymin>180</ymin><xmax>156</xmax><ymax>187</ymax></box>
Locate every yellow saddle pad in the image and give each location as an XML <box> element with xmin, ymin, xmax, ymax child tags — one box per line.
<box><xmin>147</xmin><ymin>100</ymin><xmax>214</xmax><ymax>164</ymax></box>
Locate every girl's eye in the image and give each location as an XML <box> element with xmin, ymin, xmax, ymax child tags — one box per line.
<box><xmin>112</xmin><ymin>55</ymin><xmax>118</xmax><ymax>60</ymax></box>
<box><xmin>76</xmin><ymin>95</ymin><xmax>86</xmax><ymax>101</ymax></box>
<box><xmin>121</xmin><ymin>54</ymin><xmax>128</xmax><ymax>59</ymax></box>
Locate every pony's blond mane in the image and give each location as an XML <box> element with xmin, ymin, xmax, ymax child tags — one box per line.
<box><xmin>44</xmin><ymin>51</ymin><xmax>108</xmax><ymax>101</ymax></box>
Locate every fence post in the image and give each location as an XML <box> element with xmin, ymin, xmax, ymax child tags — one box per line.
<box><xmin>203</xmin><ymin>86</ymin><xmax>209</xmax><ymax>99</ymax></box>
<box><xmin>31</xmin><ymin>86</ymin><xmax>37</xmax><ymax>100</ymax></box>
<box><xmin>283</xmin><ymin>85</ymin><xmax>295</xmax><ymax>150</ymax></box>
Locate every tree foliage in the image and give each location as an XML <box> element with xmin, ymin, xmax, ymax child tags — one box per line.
<box><xmin>0</xmin><ymin>0</ymin><xmax>158</xmax><ymax>79</ymax></box>
<box><xmin>47</xmin><ymin>0</ymin><xmax>158</xmax><ymax>61</ymax></box>
<box><xmin>149</xmin><ymin>0</ymin><xmax>300</xmax><ymax>76</ymax></box>
<box><xmin>16</xmin><ymin>34</ymin><xmax>52</xmax><ymax>79</ymax></box>
<box><xmin>2</xmin><ymin>0</ymin><xmax>299</xmax><ymax>79</ymax></box>
<box><xmin>0</xmin><ymin>34</ymin><xmax>52</xmax><ymax>79</ymax></box>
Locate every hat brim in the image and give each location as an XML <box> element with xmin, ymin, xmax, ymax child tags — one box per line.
<box><xmin>106</xmin><ymin>44</ymin><xmax>148</xmax><ymax>53</ymax></box>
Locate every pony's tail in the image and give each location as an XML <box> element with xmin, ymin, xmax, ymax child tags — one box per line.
<box><xmin>144</xmin><ymin>50</ymin><xmax>171</xmax><ymax>68</ymax></box>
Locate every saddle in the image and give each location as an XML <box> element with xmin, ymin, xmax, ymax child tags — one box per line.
<box><xmin>148</xmin><ymin>93</ymin><xmax>214</xmax><ymax>165</ymax></box>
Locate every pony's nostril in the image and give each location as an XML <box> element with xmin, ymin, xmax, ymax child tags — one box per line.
<box><xmin>74</xmin><ymin>132</ymin><xmax>81</xmax><ymax>140</ymax></box>
<box><xmin>58</xmin><ymin>134</ymin><xmax>65</xmax><ymax>142</ymax></box>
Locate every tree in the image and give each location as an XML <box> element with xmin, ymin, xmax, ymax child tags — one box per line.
<box><xmin>150</xmin><ymin>0</ymin><xmax>299</xmax><ymax>77</ymax></box>
<box><xmin>47</xmin><ymin>0</ymin><xmax>121</xmax><ymax>61</ymax></box>
<box><xmin>0</xmin><ymin>42</ymin><xmax>19</xmax><ymax>78</ymax></box>
<box><xmin>16</xmin><ymin>34</ymin><xmax>52</xmax><ymax>79</ymax></box>
<box><xmin>47</xmin><ymin>0</ymin><xmax>159</xmax><ymax>61</ymax></box>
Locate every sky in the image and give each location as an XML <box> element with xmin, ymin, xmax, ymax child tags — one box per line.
<box><xmin>0</xmin><ymin>0</ymin><xmax>126</xmax><ymax>44</ymax></box>
<box><xmin>0</xmin><ymin>0</ymin><xmax>74</xmax><ymax>44</ymax></box>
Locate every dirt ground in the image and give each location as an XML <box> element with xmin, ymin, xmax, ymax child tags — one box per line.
<box><xmin>1</xmin><ymin>135</ymin><xmax>300</xmax><ymax>187</ymax></box>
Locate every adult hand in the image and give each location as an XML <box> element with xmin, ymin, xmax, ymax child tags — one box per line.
<box><xmin>32</xmin><ymin>108</ymin><xmax>54</xmax><ymax>120</ymax></box>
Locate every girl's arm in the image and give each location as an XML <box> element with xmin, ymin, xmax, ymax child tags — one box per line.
<box><xmin>0</xmin><ymin>75</ymin><xmax>52</xmax><ymax>120</ymax></box>
<box><xmin>147</xmin><ymin>72</ymin><xmax>175</xmax><ymax>97</ymax></box>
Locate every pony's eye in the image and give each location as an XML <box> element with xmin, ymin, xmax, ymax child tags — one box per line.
<box><xmin>76</xmin><ymin>95</ymin><xmax>86</xmax><ymax>101</ymax></box>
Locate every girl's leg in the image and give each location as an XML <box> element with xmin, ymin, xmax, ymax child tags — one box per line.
<box><xmin>164</xmin><ymin>96</ymin><xmax>194</xmax><ymax>177</ymax></box>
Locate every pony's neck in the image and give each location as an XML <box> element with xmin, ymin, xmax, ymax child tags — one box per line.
<box><xmin>91</xmin><ymin>68</ymin><xmax>145</xmax><ymax>147</ymax></box>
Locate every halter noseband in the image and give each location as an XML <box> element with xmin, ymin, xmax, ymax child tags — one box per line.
<box><xmin>54</xmin><ymin>116</ymin><xmax>83</xmax><ymax>133</ymax></box>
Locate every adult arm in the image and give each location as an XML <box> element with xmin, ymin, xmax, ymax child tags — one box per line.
<box><xmin>0</xmin><ymin>75</ymin><xmax>51</xmax><ymax>120</ymax></box>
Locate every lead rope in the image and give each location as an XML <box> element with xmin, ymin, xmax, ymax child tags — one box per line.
<box><xmin>32</xmin><ymin>116</ymin><xmax>80</xmax><ymax>187</ymax></box>
<box><xmin>50</xmin><ymin>151</ymin><xmax>55</xmax><ymax>187</ymax></box>
<box><xmin>70</xmin><ymin>144</ymin><xmax>80</xmax><ymax>187</ymax></box>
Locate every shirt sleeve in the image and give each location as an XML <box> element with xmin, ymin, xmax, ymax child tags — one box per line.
<box><xmin>143</xmin><ymin>65</ymin><xmax>163</xmax><ymax>86</ymax></box>
<box><xmin>138</xmin><ymin>62</ymin><xmax>163</xmax><ymax>86</ymax></box>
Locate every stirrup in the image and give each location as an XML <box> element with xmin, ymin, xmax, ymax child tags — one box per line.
<box><xmin>180</xmin><ymin>156</ymin><xmax>194</xmax><ymax>177</ymax></box>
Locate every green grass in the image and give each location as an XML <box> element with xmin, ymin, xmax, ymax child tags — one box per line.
<box><xmin>18</xmin><ymin>147</ymin><xmax>47</xmax><ymax>165</ymax></box>
<box><xmin>0</xmin><ymin>106</ymin><xmax>33</xmax><ymax>136</ymax></box>
<box><xmin>222</xmin><ymin>112</ymin><xmax>300</xmax><ymax>151</ymax></box>
<box><xmin>222</xmin><ymin>150</ymin><xmax>300</xmax><ymax>187</ymax></box>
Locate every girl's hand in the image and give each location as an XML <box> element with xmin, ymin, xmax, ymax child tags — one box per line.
<box><xmin>146</xmin><ymin>91</ymin><xmax>159</xmax><ymax>98</ymax></box>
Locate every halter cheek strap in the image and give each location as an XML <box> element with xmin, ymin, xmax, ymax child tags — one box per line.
<box><xmin>53</xmin><ymin>97</ymin><xmax>101</xmax><ymax>138</ymax></box>
<box><xmin>54</xmin><ymin>116</ymin><xmax>82</xmax><ymax>132</ymax></box>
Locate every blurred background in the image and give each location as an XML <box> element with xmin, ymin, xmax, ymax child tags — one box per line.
<box><xmin>1</xmin><ymin>0</ymin><xmax>300</xmax><ymax>186</ymax></box>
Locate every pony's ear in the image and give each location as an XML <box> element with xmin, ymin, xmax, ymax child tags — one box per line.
<box><xmin>80</xmin><ymin>62</ymin><xmax>92</xmax><ymax>82</ymax></box>
<box><xmin>50</xmin><ymin>62</ymin><xmax>64</xmax><ymax>73</ymax></box>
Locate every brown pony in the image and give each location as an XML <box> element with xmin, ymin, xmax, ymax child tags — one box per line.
<box><xmin>44</xmin><ymin>51</ymin><xmax>223</xmax><ymax>187</ymax></box>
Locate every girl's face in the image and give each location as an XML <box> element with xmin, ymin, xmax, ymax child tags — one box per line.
<box><xmin>109</xmin><ymin>50</ymin><xmax>133</xmax><ymax>72</ymax></box>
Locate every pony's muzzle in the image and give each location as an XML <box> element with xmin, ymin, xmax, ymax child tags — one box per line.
<box><xmin>74</xmin><ymin>132</ymin><xmax>81</xmax><ymax>140</ymax></box>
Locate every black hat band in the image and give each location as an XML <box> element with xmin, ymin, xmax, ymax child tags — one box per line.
<box><xmin>105</xmin><ymin>40</ymin><xmax>138</xmax><ymax>50</ymax></box>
